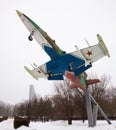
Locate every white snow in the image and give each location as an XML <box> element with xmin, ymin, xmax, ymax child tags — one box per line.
<box><xmin>0</xmin><ymin>119</ymin><xmax>116</xmax><ymax>130</ymax></box>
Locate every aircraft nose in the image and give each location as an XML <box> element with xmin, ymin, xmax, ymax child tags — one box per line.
<box><xmin>16</xmin><ymin>10</ymin><xmax>23</xmax><ymax>17</ymax></box>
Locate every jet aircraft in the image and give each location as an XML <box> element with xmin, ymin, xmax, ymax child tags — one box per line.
<box><xmin>16</xmin><ymin>10</ymin><xmax>110</xmax><ymax>80</ymax></box>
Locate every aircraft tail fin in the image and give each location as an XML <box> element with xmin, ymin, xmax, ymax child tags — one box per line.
<box><xmin>80</xmin><ymin>34</ymin><xmax>110</xmax><ymax>63</ymax></box>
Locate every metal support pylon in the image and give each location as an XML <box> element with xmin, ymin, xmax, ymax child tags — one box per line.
<box><xmin>65</xmin><ymin>71</ymin><xmax>111</xmax><ymax>127</ymax></box>
<box><xmin>84</xmin><ymin>89</ymin><xmax>111</xmax><ymax>127</ymax></box>
<box><xmin>84</xmin><ymin>90</ymin><xmax>94</xmax><ymax>127</ymax></box>
<box><xmin>93</xmin><ymin>103</ymin><xmax>98</xmax><ymax>126</ymax></box>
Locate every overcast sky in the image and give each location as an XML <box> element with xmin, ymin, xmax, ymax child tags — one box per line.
<box><xmin>0</xmin><ymin>0</ymin><xmax>116</xmax><ymax>104</ymax></box>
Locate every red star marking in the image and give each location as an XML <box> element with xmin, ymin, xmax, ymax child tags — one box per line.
<box><xmin>86</xmin><ymin>50</ymin><xmax>92</xmax><ymax>56</ymax></box>
<box><xmin>38</xmin><ymin>70</ymin><xmax>41</xmax><ymax>73</ymax></box>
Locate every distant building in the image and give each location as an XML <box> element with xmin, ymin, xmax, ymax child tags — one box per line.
<box><xmin>29</xmin><ymin>85</ymin><xmax>36</xmax><ymax>101</ymax></box>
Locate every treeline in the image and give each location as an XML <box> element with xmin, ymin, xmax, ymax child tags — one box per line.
<box><xmin>0</xmin><ymin>101</ymin><xmax>13</xmax><ymax>117</ymax></box>
<box><xmin>0</xmin><ymin>74</ymin><xmax>116</xmax><ymax>124</ymax></box>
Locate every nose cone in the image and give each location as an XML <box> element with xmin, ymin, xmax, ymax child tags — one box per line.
<box><xmin>16</xmin><ymin>10</ymin><xmax>23</xmax><ymax>17</ymax></box>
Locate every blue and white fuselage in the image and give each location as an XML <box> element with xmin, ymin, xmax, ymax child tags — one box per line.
<box><xmin>44</xmin><ymin>45</ymin><xmax>92</xmax><ymax>80</ymax></box>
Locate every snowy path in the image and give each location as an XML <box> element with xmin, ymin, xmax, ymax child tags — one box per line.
<box><xmin>0</xmin><ymin>119</ymin><xmax>116</xmax><ymax>130</ymax></box>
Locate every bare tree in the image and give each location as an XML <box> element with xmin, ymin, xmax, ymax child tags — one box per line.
<box><xmin>53</xmin><ymin>78</ymin><xmax>74</xmax><ymax>125</ymax></box>
<box><xmin>0</xmin><ymin>101</ymin><xmax>12</xmax><ymax>117</ymax></box>
<box><xmin>105</xmin><ymin>87</ymin><xmax>116</xmax><ymax>118</ymax></box>
<box><xmin>87</xmin><ymin>74</ymin><xmax>113</xmax><ymax>119</ymax></box>
<box><xmin>87</xmin><ymin>74</ymin><xmax>111</xmax><ymax>103</ymax></box>
<box><xmin>72</xmin><ymin>88</ymin><xmax>86</xmax><ymax>122</ymax></box>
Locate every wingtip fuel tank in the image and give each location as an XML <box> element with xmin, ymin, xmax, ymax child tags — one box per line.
<box><xmin>97</xmin><ymin>34</ymin><xmax>110</xmax><ymax>57</ymax></box>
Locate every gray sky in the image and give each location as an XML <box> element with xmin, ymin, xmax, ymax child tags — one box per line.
<box><xmin>0</xmin><ymin>0</ymin><xmax>116</xmax><ymax>104</ymax></box>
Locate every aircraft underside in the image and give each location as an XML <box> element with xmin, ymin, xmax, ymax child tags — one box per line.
<box><xmin>45</xmin><ymin>53</ymin><xmax>92</xmax><ymax>80</ymax></box>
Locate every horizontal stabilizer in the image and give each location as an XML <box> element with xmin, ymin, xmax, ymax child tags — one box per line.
<box><xmin>65</xmin><ymin>71</ymin><xmax>86</xmax><ymax>91</ymax></box>
<box><xmin>86</xmin><ymin>79</ymin><xmax>100</xmax><ymax>85</ymax></box>
<box><xmin>70</xmin><ymin>84</ymin><xmax>77</xmax><ymax>89</ymax></box>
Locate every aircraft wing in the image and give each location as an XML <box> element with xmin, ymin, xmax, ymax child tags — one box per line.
<box><xmin>24</xmin><ymin>63</ymin><xmax>48</xmax><ymax>80</ymax></box>
<box><xmin>16</xmin><ymin>10</ymin><xmax>64</xmax><ymax>57</ymax></box>
<box><xmin>80</xmin><ymin>34</ymin><xmax>110</xmax><ymax>63</ymax></box>
<box><xmin>71</xmin><ymin>34</ymin><xmax>110</xmax><ymax>64</ymax></box>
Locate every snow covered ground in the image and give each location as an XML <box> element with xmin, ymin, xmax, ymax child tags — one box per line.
<box><xmin>0</xmin><ymin>119</ymin><xmax>116</xmax><ymax>130</ymax></box>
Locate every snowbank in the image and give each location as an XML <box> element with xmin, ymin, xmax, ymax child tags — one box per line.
<box><xmin>0</xmin><ymin>119</ymin><xmax>116</xmax><ymax>130</ymax></box>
